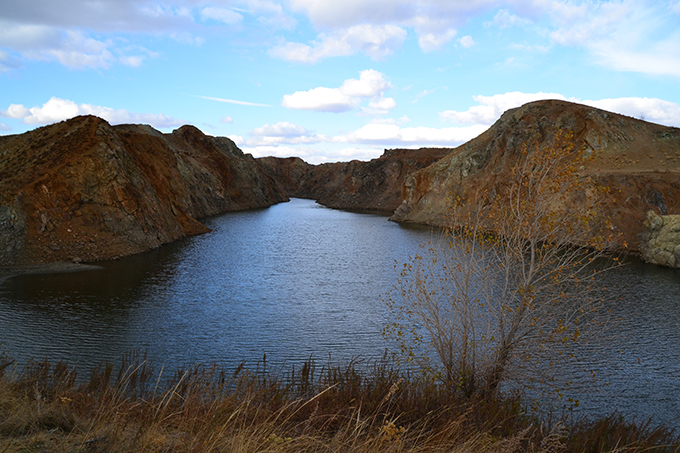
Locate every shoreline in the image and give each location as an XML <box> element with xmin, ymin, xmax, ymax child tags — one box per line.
<box><xmin>0</xmin><ymin>262</ymin><xmax>104</xmax><ymax>284</ymax></box>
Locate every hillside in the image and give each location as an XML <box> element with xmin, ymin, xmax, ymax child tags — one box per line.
<box><xmin>392</xmin><ymin>100</ymin><xmax>680</xmax><ymax>253</ymax></box>
<box><xmin>0</xmin><ymin>116</ymin><xmax>287</xmax><ymax>265</ymax></box>
<box><xmin>258</xmin><ymin>147</ymin><xmax>450</xmax><ymax>212</ymax></box>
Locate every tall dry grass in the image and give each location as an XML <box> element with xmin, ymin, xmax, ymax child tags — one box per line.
<box><xmin>0</xmin><ymin>351</ymin><xmax>677</xmax><ymax>452</ymax></box>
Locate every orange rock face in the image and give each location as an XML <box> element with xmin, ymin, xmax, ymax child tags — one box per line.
<box><xmin>258</xmin><ymin>148</ymin><xmax>450</xmax><ymax>212</ymax></box>
<box><xmin>0</xmin><ymin>116</ymin><xmax>287</xmax><ymax>265</ymax></box>
<box><xmin>391</xmin><ymin>100</ymin><xmax>680</xmax><ymax>253</ymax></box>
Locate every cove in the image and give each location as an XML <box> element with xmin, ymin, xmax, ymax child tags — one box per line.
<box><xmin>0</xmin><ymin>198</ymin><xmax>679</xmax><ymax>428</ymax></box>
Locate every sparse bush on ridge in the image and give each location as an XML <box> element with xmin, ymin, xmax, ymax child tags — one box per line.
<box><xmin>0</xmin><ymin>351</ymin><xmax>677</xmax><ymax>452</ymax></box>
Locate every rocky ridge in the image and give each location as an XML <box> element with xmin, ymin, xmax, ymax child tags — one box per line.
<box><xmin>257</xmin><ymin>147</ymin><xmax>450</xmax><ymax>212</ymax></box>
<box><xmin>0</xmin><ymin>117</ymin><xmax>447</xmax><ymax>266</ymax></box>
<box><xmin>392</xmin><ymin>100</ymin><xmax>680</xmax><ymax>254</ymax></box>
<box><xmin>0</xmin><ymin>116</ymin><xmax>287</xmax><ymax>266</ymax></box>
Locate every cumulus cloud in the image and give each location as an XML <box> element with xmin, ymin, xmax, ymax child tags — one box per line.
<box><xmin>441</xmin><ymin>92</ymin><xmax>567</xmax><ymax>125</ymax></box>
<box><xmin>459</xmin><ymin>35</ymin><xmax>475</xmax><ymax>48</ymax></box>
<box><xmin>282</xmin><ymin>87</ymin><xmax>358</xmax><ymax>112</ymax></box>
<box><xmin>441</xmin><ymin>91</ymin><xmax>680</xmax><ymax>127</ymax></box>
<box><xmin>338</xmin><ymin>122</ymin><xmax>488</xmax><ymax>145</ymax></box>
<box><xmin>201</xmin><ymin>7</ymin><xmax>244</xmax><ymax>25</ymax></box>
<box><xmin>1</xmin><ymin>97</ymin><xmax>184</xmax><ymax>128</ymax></box>
<box><xmin>0</xmin><ymin>24</ymin><xmax>157</xmax><ymax>69</ymax></box>
<box><xmin>0</xmin><ymin>123</ymin><xmax>11</xmax><ymax>131</ymax></box>
<box><xmin>269</xmin><ymin>24</ymin><xmax>407</xmax><ymax>62</ymax></box>
<box><xmin>484</xmin><ymin>9</ymin><xmax>532</xmax><ymax>29</ymax></box>
<box><xmin>252</xmin><ymin>121</ymin><xmax>309</xmax><ymax>137</ymax></box>
<box><xmin>286</xmin><ymin>0</ymin><xmax>510</xmax><ymax>55</ymax></box>
<box><xmin>282</xmin><ymin>69</ymin><xmax>393</xmax><ymax>113</ymax></box>
<box><xmin>581</xmin><ymin>97</ymin><xmax>680</xmax><ymax>126</ymax></box>
<box><xmin>418</xmin><ymin>29</ymin><xmax>457</xmax><ymax>52</ymax></box>
<box><xmin>362</xmin><ymin>97</ymin><xmax>397</xmax><ymax>115</ymax></box>
<box><xmin>220</xmin><ymin>116</ymin><xmax>234</xmax><ymax>124</ymax></box>
<box><xmin>243</xmin><ymin>121</ymin><xmax>327</xmax><ymax>147</ymax></box>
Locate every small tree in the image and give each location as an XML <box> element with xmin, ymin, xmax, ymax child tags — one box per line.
<box><xmin>383</xmin><ymin>133</ymin><xmax>621</xmax><ymax>399</ymax></box>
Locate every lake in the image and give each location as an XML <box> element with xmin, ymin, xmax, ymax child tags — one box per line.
<box><xmin>1</xmin><ymin>198</ymin><xmax>679</xmax><ymax>428</ymax></box>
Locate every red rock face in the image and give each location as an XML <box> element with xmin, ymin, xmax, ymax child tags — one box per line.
<box><xmin>0</xmin><ymin>116</ymin><xmax>287</xmax><ymax>265</ymax></box>
<box><xmin>391</xmin><ymin>100</ymin><xmax>680</xmax><ymax>253</ymax></box>
<box><xmin>258</xmin><ymin>148</ymin><xmax>450</xmax><ymax>212</ymax></box>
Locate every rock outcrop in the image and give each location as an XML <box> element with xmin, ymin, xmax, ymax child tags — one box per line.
<box><xmin>0</xmin><ymin>116</ymin><xmax>287</xmax><ymax>265</ymax></box>
<box><xmin>640</xmin><ymin>211</ymin><xmax>680</xmax><ymax>267</ymax></box>
<box><xmin>392</xmin><ymin>100</ymin><xmax>680</xmax><ymax>254</ymax></box>
<box><xmin>258</xmin><ymin>148</ymin><xmax>450</xmax><ymax>212</ymax></box>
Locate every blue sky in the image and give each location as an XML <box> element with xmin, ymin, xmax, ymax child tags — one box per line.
<box><xmin>1</xmin><ymin>0</ymin><xmax>680</xmax><ymax>163</ymax></box>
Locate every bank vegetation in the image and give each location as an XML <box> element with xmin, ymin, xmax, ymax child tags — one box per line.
<box><xmin>0</xmin><ymin>351</ymin><xmax>677</xmax><ymax>452</ymax></box>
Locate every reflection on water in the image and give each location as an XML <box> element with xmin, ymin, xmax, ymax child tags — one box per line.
<box><xmin>0</xmin><ymin>198</ymin><xmax>679</xmax><ymax>428</ymax></box>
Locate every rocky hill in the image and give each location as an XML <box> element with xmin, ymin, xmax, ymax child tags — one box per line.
<box><xmin>0</xmin><ymin>116</ymin><xmax>287</xmax><ymax>266</ymax></box>
<box><xmin>258</xmin><ymin>148</ymin><xmax>450</xmax><ymax>212</ymax></box>
<box><xmin>391</xmin><ymin>100</ymin><xmax>680</xmax><ymax>254</ymax></box>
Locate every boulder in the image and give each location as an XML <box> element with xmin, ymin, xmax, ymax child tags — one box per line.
<box><xmin>640</xmin><ymin>210</ymin><xmax>680</xmax><ymax>268</ymax></box>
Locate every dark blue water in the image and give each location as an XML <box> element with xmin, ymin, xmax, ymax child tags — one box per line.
<box><xmin>0</xmin><ymin>199</ymin><xmax>432</xmax><ymax>371</ymax></box>
<box><xmin>0</xmin><ymin>198</ymin><xmax>679</xmax><ymax>428</ymax></box>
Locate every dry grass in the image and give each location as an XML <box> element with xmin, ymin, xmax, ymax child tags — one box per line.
<box><xmin>0</xmin><ymin>351</ymin><xmax>677</xmax><ymax>453</ymax></box>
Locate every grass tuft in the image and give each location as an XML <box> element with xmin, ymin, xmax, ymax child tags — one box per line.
<box><xmin>0</xmin><ymin>351</ymin><xmax>676</xmax><ymax>452</ymax></box>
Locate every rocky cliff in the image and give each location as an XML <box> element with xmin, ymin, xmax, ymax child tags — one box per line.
<box><xmin>258</xmin><ymin>148</ymin><xmax>450</xmax><ymax>212</ymax></box>
<box><xmin>392</xmin><ymin>100</ymin><xmax>680</xmax><ymax>254</ymax></box>
<box><xmin>0</xmin><ymin>115</ymin><xmax>287</xmax><ymax>265</ymax></box>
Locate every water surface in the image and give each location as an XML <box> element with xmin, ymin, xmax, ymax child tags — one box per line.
<box><xmin>0</xmin><ymin>198</ymin><xmax>679</xmax><ymax>428</ymax></box>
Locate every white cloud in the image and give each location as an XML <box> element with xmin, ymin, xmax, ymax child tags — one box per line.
<box><xmin>220</xmin><ymin>116</ymin><xmax>234</xmax><ymax>124</ymax></box>
<box><xmin>580</xmin><ymin>97</ymin><xmax>680</xmax><ymax>126</ymax></box>
<box><xmin>269</xmin><ymin>24</ymin><xmax>407</xmax><ymax>62</ymax></box>
<box><xmin>418</xmin><ymin>28</ymin><xmax>457</xmax><ymax>52</ymax></box>
<box><xmin>282</xmin><ymin>87</ymin><xmax>358</xmax><ymax>112</ymax></box>
<box><xmin>201</xmin><ymin>7</ymin><xmax>244</xmax><ymax>25</ymax></box>
<box><xmin>542</xmin><ymin>0</ymin><xmax>680</xmax><ymax>78</ymax></box>
<box><xmin>440</xmin><ymin>91</ymin><xmax>680</xmax><ymax>128</ymax></box>
<box><xmin>0</xmin><ymin>123</ymin><xmax>11</xmax><ymax>131</ymax></box>
<box><xmin>0</xmin><ymin>23</ymin><xmax>158</xmax><ymax>69</ymax></box>
<box><xmin>1</xmin><ymin>97</ymin><xmax>184</xmax><ymax>128</ymax></box>
<box><xmin>459</xmin><ymin>35</ymin><xmax>475</xmax><ymax>48</ymax></box>
<box><xmin>362</xmin><ymin>96</ymin><xmax>397</xmax><ymax>115</ymax></box>
<box><xmin>484</xmin><ymin>9</ymin><xmax>532</xmax><ymax>29</ymax></box>
<box><xmin>441</xmin><ymin>91</ymin><xmax>568</xmax><ymax>125</ymax></box>
<box><xmin>252</xmin><ymin>121</ymin><xmax>309</xmax><ymax>137</ymax></box>
<box><xmin>282</xmin><ymin>69</ymin><xmax>391</xmax><ymax>113</ymax></box>
<box><xmin>337</xmin><ymin>122</ymin><xmax>488</xmax><ymax>145</ymax></box>
<box><xmin>590</xmin><ymin>41</ymin><xmax>680</xmax><ymax>78</ymax></box>
<box><xmin>288</xmin><ymin>0</ymin><xmax>499</xmax><ymax>29</ymax></box>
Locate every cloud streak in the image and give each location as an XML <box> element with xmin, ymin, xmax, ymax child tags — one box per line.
<box><xmin>197</xmin><ymin>96</ymin><xmax>272</xmax><ymax>107</ymax></box>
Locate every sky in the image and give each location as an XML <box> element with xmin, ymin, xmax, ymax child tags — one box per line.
<box><xmin>1</xmin><ymin>0</ymin><xmax>680</xmax><ymax>164</ymax></box>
